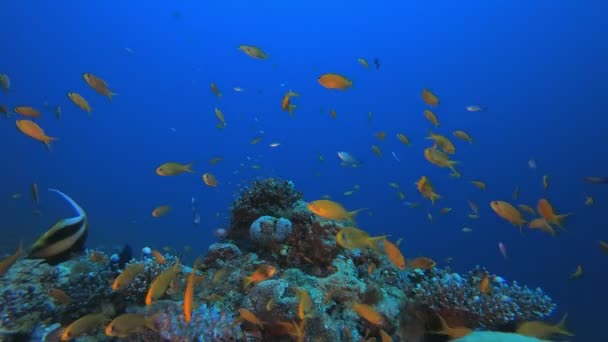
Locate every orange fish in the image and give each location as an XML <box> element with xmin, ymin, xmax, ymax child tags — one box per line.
<box><xmin>0</xmin><ymin>242</ymin><xmax>24</xmax><ymax>277</ymax></box>
<box><xmin>537</xmin><ymin>198</ymin><xmax>570</xmax><ymax>229</ymax></box>
<box><xmin>409</xmin><ymin>257</ymin><xmax>436</xmax><ymax>269</ymax></box>
<box><xmin>238</xmin><ymin>45</ymin><xmax>268</xmax><ymax>59</ymax></box>
<box><xmin>375</xmin><ymin>131</ymin><xmax>387</xmax><ymax>140</ymax></box>
<box><xmin>16</xmin><ymin>120</ymin><xmax>57</xmax><ymax>149</ymax></box>
<box><xmin>151</xmin><ymin>250</ymin><xmax>166</xmax><ymax>264</ymax></box>
<box><xmin>423</xmin><ymin>147</ymin><xmax>460</xmax><ymax>178</ymax></box>
<box><xmin>236</xmin><ymin>308</ymin><xmax>265</xmax><ymax>328</ymax></box>
<box><xmin>145</xmin><ymin>262</ymin><xmax>181</xmax><ymax>305</ymax></box>
<box><xmin>453</xmin><ymin>130</ymin><xmax>473</xmax><ymax>143</ymax></box>
<box><xmin>281</xmin><ymin>90</ymin><xmax>298</xmax><ymax>116</ymax></box>
<box><xmin>335</xmin><ymin>227</ymin><xmax>385</xmax><ymax>251</ymax></box>
<box><xmin>14</xmin><ymin>106</ymin><xmax>41</xmax><ymax>118</ymax></box>
<box><xmin>423</xmin><ymin>110</ymin><xmax>439</xmax><ymax>127</ymax></box>
<box><xmin>210</xmin><ymin>82</ymin><xmax>222</xmax><ymax>98</ymax></box>
<box><xmin>48</xmin><ymin>288</ymin><xmax>72</xmax><ymax>304</ymax></box>
<box><xmin>471</xmin><ymin>180</ymin><xmax>486</xmax><ymax>190</ymax></box>
<box><xmin>353</xmin><ymin>303</ymin><xmax>384</xmax><ymax>325</ymax></box>
<box><xmin>490</xmin><ymin>200</ymin><xmax>526</xmax><ymax>228</ymax></box>
<box><xmin>415</xmin><ymin>176</ymin><xmax>441</xmax><ymax>205</ymax></box>
<box><xmin>62</xmin><ymin>313</ymin><xmax>109</xmax><ymax>341</ymax></box>
<box><xmin>105</xmin><ymin>313</ymin><xmax>158</xmax><ymax>337</ymax></box>
<box><xmin>276</xmin><ymin>320</ymin><xmax>307</xmax><ymax>342</ymax></box>
<box><xmin>518</xmin><ymin>204</ymin><xmax>536</xmax><ymax>216</ymax></box>
<box><xmin>243</xmin><ymin>264</ymin><xmax>276</xmax><ymax>287</ymax></box>
<box><xmin>371</xmin><ymin>144</ymin><xmax>382</xmax><ymax>157</ymax></box>
<box><xmin>383</xmin><ymin>239</ymin><xmax>405</xmax><ymax>270</ymax></box>
<box><xmin>569</xmin><ymin>265</ymin><xmax>583</xmax><ymax>279</ymax></box>
<box><xmin>380</xmin><ymin>329</ymin><xmax>391</xmax><ymax>342</ymax></box>
<box><xmin>318</xmin><ymin>73</ymin><xmax>352</xmax><ymax>90</ymax></box>
<box><xmin>83</xmin><ymin>73</ymin><xmax>117</xmax><ymax>100</ymax></box>
<box><xmin>396</xmin><ymin>133</ymin><xmax>411</xmax><ymax>146</ymax></box>
<box><xmin>421</xmin><ymin>88</ymin><xmax>439</xmax><ymax>106</ymax></box>
<box><xmin>426</xmin><ymin>132</ymin><xmax>454</xmax><ymax>154</ymax></box>
<box><xmin>151</xmin><ymin>205</ymin><xmax>171</xmax><ymax>218</ymax></box>
<box><xmin>203</xmin><ymin>173</ymin><xmax>218</xmax><ymax>187</ymax></box>
<box><xmin>528</xmin><ymin>218</ymin><xmax>556</xmax><ymax>236</ymax></box>
<box><xmin>296</xmin><ymin>288</ymin><xmax>314</xmax><ymax>320</ymax></box>
<box><xmin>155</xmin><ymin>162</ymin><xmax>194</xmax><ymax>176</ymax></box>
<box><xmin>307</xmin><ymin>199</ymin><xmax>365</xmax><ymax>224</ymax></box>
<box><xmin>479</xmin><ymin>274</ymin><xmax>491</xmax><ymax>294</ymax></box>
<box><xmin>516</xmin><ymin>314</ymin><xmax>573</xmax><ymax>339</ymax></box>
<box><xmin>184</xmin><ymin>259</ymin><xmax>204</xmax><ymax>323</ymax></box>
<box><xmin>112</xmin><ymin>262</ymin><xmax>144</xmax><ymax>291</ymax></box>
<box><xmin>68</xmin><ymin>92</ymin><xmax>92</xmax><ymax>113</ymax></box>
<box><xmin>434</xmin><ymin>314</ymin><xmax>472</xmax><ymax>339</ymax></box>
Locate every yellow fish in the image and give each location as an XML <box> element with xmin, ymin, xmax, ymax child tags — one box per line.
<box><xmin>336</xmin><ymin>227</ymin><xmax>385</xmax><ymax>251</ymax></box>
<box><xmin>307</xmin><ymin>199</ymin><xmax>365</xmax><ymax>223</ymax></box>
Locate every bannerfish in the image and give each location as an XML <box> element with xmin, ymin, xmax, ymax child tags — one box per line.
<box><xmin>28</xmin><ymin>189</ymin><xmax>88</xmax><ymax>265</ymax></box>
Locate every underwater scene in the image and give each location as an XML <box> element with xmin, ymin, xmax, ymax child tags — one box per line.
<box><xmin>1</xmin><ymin>1</ymin><xmax>606</xmax><ymax>341</ymax></box>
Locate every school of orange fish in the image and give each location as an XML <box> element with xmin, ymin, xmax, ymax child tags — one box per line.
<box><xmin>1</xmin><ymin>43</ymin><xmax>606</xmax><ymax>341</ymax></box>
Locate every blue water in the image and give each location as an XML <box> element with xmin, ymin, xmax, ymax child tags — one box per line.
<box><xmin>2</xmin><ymin>1</ymin><xmax>607</xmax><ymax>340</ymax></box>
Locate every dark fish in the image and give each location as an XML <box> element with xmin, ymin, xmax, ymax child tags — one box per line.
<box><xmin>584</xmin><ymin>176</ymin><xmax>608</xmax><ymax>184</ymax></box>
<box><xmin>28</xmin><ymin>189</ymin><xmax>88</xmax><ymax>265</ymax></box>
<box><xmin>31</xmin><ymin>182</ymin><xmax>39</xmax><ymax>205</ymax></box>
<box><xmin>118</xmin><ymin>244</ymin><xmax>132</xmax><ymax>269</ymax></box>
<box><xmin>0</xmin><ymin>104</ymin><xmax>8</xmax><ymax>117</ymax></box>
<box><xmin>373</xmin><ymin>57</ymin><xmax>381</xmax><ymax>70</ymax></box>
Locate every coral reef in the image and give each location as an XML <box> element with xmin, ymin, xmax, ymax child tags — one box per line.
<box><xmin>228</xmin><ymin>178</ymin><xmax>303</xmax><ymax>243</ymax></box>
<box><xmin>0</xmin><ymin>178</ymin><xmax>561</xmax><ymax>341</ymax></box>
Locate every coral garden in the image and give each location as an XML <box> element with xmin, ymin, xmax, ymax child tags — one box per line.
<box><xmin>0</xmin><ymin>178</ymin><xmax>559</xmax><ymax>341</ymax></box>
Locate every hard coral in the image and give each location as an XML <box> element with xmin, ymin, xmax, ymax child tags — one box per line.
<box><xmin>228</xmin><ymin>178</ymin><xmax>302</xmax><ymax>243</ymax></box>
<box><xmin>0</xmin><ymin>259</ymin><xmax>59</xmax><ymax>335</ymax></box>
<box><xmin>151</xmin><ymin>300</ymin><xmax>243</xmax><ymax>341</ymax></box>
<box><xmin>404</xmin><ymin>267</ymin><xmax>556</xmax><ymax>330</ymax></box>
<box><xmin>250</xmin><ymin>216</ymin><xmax>293</xmax><ymax>246</ymax></box>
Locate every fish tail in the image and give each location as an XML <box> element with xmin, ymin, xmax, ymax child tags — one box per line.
<box><xmin>145</xmin><ymin>313</ymin><xmax>161</xmax><ymax>332</ymax></box>
<box><xmin>184</xmin><ymin>163</ymin><xmax>195</xmax><ymax>173</ymax></box>
<box><xmin>347</xmin><ymin>208</ymin><xmax>367</xmax><ymax>223</ymax></box>
<box><xmin>43</xmin><ymin>136</ymin><xmax>58</xmax><ymax>151</ymax></box>
<box><xmin>555</xmin><ymin>213</ymin><xmax>572</xmax><ymax>229</ymax></box>
<box><xmin>107</xmin><ymin>92</ymin><xmax>119</xmax><ymax>101</ymax></box>
<box><xmin>242</xmin><ymin>276</ymin><xmax>253</xmax><ymax>288</ymax></box>
<box><xmin>555</xmin><ymin>313</ymin><xmax>574</xmax><ymax>336</ymax></box>
<box><xmin>367</xmin><ymin>236</ymin><xmax>387</xmax><ymax>252</ymax></box>
<box><xmin>430</xmin><ymin>193</ymin><xmax>441</xmax><ymax>205</ymax></box>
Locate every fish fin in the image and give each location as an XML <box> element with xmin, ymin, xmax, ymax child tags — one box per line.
<box><xmin>347</xmin><ymin>208</ymin><xmax>367</xmax><ymax>223</ymax></box>
<box><xmin>242</xmin><ymin>276</ymin><xmax>252</xmax><ymax>288</ymax></box>
<box><xmin>108</xmin><ymin>92</ymin><xmax>119</xmax><ymax>101</ymax></box>
<box><xmin>367</xmin><ymin>236</ymin><xmax>387</xmax><ymax>252</ymax></box>
<box><xmin>184</xmin><ymin>163</ymin><xmax>195</xmax><ymax>173</ymax></box>
<box><xmin>145</xmin><ymin>313</ymin><xmax>161</xmax><ymax>332</ymax></box>
<box><xmin>555</xmin><ymin>313</ymin><xmax>574</xmax><ymax>336</ymax></box>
